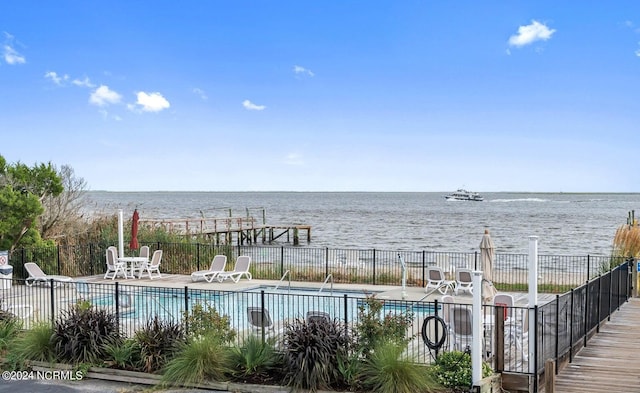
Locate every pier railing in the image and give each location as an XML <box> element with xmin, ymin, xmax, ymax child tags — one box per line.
<box><xmin>5</xmin><ymin>243</ymin><xmax>624</xmax><ymax>291</ymax></box>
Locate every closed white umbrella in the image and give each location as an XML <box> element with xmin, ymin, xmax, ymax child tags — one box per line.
<box><xmin>480</xmin><ymin>229</ymin><xmax>498</xmax><ymax>302</ymax></box>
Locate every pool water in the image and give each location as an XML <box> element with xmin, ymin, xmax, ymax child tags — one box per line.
<box><xmin>91</xmin><ymin>285</ymin><xmax>434</xmax><ymax>335</ymax></box>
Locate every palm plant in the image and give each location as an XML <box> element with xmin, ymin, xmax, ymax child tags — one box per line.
<box><xmin>229</xmin><ymin>334</ymin><xmax>283</xmax><ymax>384</ymax></box>
<box><xmin>358</xmin><ymin>340</ymin><xmax>439</xmax><ymax>393</ymax></box>
<box><xmin>10</xmin><ymin>322</ymin><xmax>55</xmax><ymax>363</ymax></box>
<box><xmin>161</xmin><ymin>334</ymin><xmax>230</xmax><ymax>386</ymax></box>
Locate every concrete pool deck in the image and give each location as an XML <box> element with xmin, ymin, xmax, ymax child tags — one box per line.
<box><xmin>76</xmin><ymin>273</ymin><xmax>557</xmax><ymax>306</ymax></box>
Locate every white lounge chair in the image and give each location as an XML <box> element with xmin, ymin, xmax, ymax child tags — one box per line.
<box><xmin>216</xmin><ymin>256</ymin><xmax>252</xmax><ymax>283</ymax></box>
<box><xmin>425</xmin><ymin>266</ymin><xmax>454</xmax><ymax>294</ymax></box>
<box><xmin>104</xmin><ymin>248</ymin><xmax>127</xmax><ymax>280</ymax></box>
<box><xmin>306</xmin><ymin>310</ymin><xmax>331</xmax><ymax>324</ymax></box>
<box><xmin>247</xmin><ymin>306</ymin><xmax>274</xmax><ymax>335</ymax></box>
<box><xmin>139</xmin><ymin>250</ymin><xmax>163</xmax><ymax>279</ymax></box>
<box><xmin>455</xmin><ymin>268</ymin><xmax>473</xmax><ymax>295</ymax></box>
<box><xmin>191</xmin><ymin>255</ymin><xmax>227</xmax><ymax>282</ymax></box>
<box><xmin>24</xmin><ymin>262</ymin><xmax>73</xmax><ymax>287</ymax></box>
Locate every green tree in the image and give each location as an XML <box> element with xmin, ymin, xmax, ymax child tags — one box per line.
<box><xmin>0</xmin><ymin>155</ymin><xmax>63</xmax><ymax>252</ymax></box>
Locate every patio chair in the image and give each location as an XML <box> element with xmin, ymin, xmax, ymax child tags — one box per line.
<box><xmin>216</xmin><ymin>256</ymin><xmax>252</xmax><ymax>283</ymax></box>
<box><xmin>425</xmin><ymin>266</ymin><xmax>454</xmax><ymax>295</ymax></box>
<box><xmin>440</xmin><ymin>295</ymin><xmax>455</xmax><ymax>350</ymax></box>
<box><xmin>139</xmin><ymin>250</ymin><xmax>163</xmax><ymax>279</ymax></box>
<box><xmin>247</xmin><ymin>306</ymin><xmax>274</xmax><ymax>335</ymax></box>
<box><xmin>139</xmin><ymin>245</ymin><xmax>150</xmax><ymax>260</ymax></box>
<box><xmin>306</xmin><ymin>310</ymin><xmax>331</xmax><ymax>324</ymax></box>
<box><xmin>449</xmin><ymin>305</ymin><xmax>473</xmax><ymax>352</ymax></box>
<box><xmin>24</xmin><ymin>262</ymin><xmax>73</xmax><ymax>287</ymax></box>
<box><xmin>493</xmin><ymin>293</ymin><xmax>515</xmax><ymax>322</ymax></box>
<box><xmin>455</xmin><ymin>268</ymin><xmax>473</xmax><ymax>295</ymax></box>
<box><xmin>104</xmin><ymin>248</ymin><xmax>127</xmax><ymax>280</ymax></box>
<box><xmin>191</xmin><ymin>255</ymin><xmax>227</xmax><ymax>282</ymax></box>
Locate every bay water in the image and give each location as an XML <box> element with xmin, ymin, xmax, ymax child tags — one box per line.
<box><xmin>83</xmin><ymin>192</ymin><xmax>640</xmax><ymax>256</ymax></box>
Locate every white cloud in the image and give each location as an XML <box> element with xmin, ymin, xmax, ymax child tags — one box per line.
<box><xmin>284</xmin><ymin>152</ymin><xmax>304</xmax><ymax>166</ymax></box>
<box><xmin>242</xmin><ymin>99</ymin><xmax>266</xmax><ymax>111</ymax></box>
<box><xmin>2</xmin><ymin>32</ymin><xmax>25</xmax><ymax>64</ymax></box>
<box><xmin>72</xmin><ymin>77</ymin><xmax>94</xmax><ymax>88</ymax></box>
<box><xmin>508</xmin><ymin>20</ymin><xmax>555</xmax><ymax>48</ymax></box>
<box><xmin>293</xmin><ymin>65</ymin><xmax>314</xmax><ymax>77</ymax></box>
<box><xmin>134</xmin><ymin>91</ymin><xmax>170</xmax><ymax>112</ymax></box>
<box><xmin>192</xmin><ymin>87</ymin><xmax>207</xmax><ymax>100</ymax></box>
<box><xmin>44</xmin><ymin>71</ymin><xmax>69</xmax><ymax>85</ymax></box>
<box><xmin>89</xmin><ymin>85</ymin><xmax>122</xmax><ymax>106</ymax></box>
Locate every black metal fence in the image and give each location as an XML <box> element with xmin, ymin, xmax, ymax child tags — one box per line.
<box><xmin>0</xmin><ymin>259</ymin><xmax>631</xmax><ymax>385</ymax></box>
<box><xmin>4</xmin><ymin>243</ymin><xmax>625</xmax><ymax>290</ymax></box>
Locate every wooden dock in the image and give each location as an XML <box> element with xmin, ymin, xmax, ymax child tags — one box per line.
<box><xmin>138</xmin><ymin>216</ymin><xmax>311</xmax><ymax>246</ymax></box>
<box><xmin>548</xmin><ymin>297</ymin><xmax>640</xmax><ymax>392</ymax></box>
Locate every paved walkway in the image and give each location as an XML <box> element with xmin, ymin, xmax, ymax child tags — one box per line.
<box><xmin>551</xmin><ymin>297</ymin><xmax>640</xmax><ymax>393</ymax></box>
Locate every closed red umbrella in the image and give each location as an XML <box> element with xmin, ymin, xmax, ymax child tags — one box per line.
<box><xmin>129</xmin><ymin>209</ymin><xmax>139</xmax><ymax>250</ymax></box>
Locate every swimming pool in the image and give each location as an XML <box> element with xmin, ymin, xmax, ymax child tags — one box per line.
<box><xmin>91</xmin><ymin>285</ymin><xmax>390</xmax><ymax>335</ymax></box>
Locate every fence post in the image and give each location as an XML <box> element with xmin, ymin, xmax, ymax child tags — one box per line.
<box><xmin>280</xmin><ymin>247</ymin><xmax>284</xmax><ymax>279</ymax></box>
<box><xmin>569</xmin><ymin>289</ymin><xmax>574</xmax><ymax>363</ymax></box>
<box><xmin>325</xmin><ymin>247</ymin><xmax>329</xmax><ymax>278</ymax></box>
<box><xmin>57</xmin><ymin>246</ymin><xmax>61</xmax><ymax>275</ymax></box>
<box><xmin>196</xmin><ymin>243</ymin><xmax>201</xmax><ymax>271</ymax></box>
<box><xmin>50</xmin><ymin>279</ymin><xmax>55</xmax><ymax>326</ymax></box>
<box><xmin>586</xmin><ymin>255</ymin><xmax>590</xmax><ymax>282</ymax></box>
<box><xmin>533</xmin><ymin>305</ymin><xmax>539</xmax><ymax>393</ymax></box>
<box><xmin>115</xmin><ymin>282</ymin><xmax>120</xmax><ymax>327</ymax></box>
<box><xmin>422</xmin><ymin>251</ymin><xmax>426</xmax><ymax>288</ymax></box>
<box><xmin>343</xmin><ymin>294</ymin><xmax>348</xmax><ymax>335</ymax></box>
<box><xmin>260</xmin><ymin>290</ymin><xmax>266</xmax><ymax>344</ymax></box>
<box><xmin>583</xmin><ymin>280</ymin><xmax>589</xmax><ymax>348</ymax></box>
<box><xmin>372</xmin><ymin>249</ymin><xmax>376</xmax><ymax>285</ymax></box>
<box><xmin>554</xmin><ymin>294</ymin><xmax>560</xmax><ymax>371</ymax></box>
<box><xmin>184</xmin><ymin>286</ymin><xmax>189</xmax><ymax>335</ymax></box>
<box><xmin>596</xmin><ymin>275</ymin><xmax>601</xmax><ymax>332</ymax></box>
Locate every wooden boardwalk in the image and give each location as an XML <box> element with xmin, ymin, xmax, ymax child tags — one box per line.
<box><xmin>551</xmin><ymin>297</ymin><xmax>640</xmax><ymax>392</ymax></box>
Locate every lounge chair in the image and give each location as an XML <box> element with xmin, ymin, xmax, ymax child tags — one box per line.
<box><xmin>104</xmin><ymin>248</ymin><xmax>127</xmax><ymax>280</ymax></box>
<box><xmin>191</xmin><ymin>255</ymin><xmax>227</xmax><ymax>282</ymax></box>
<box><xmin>216</xmin><ymin>256</ymin><xmax>252</xmax><ymax>283</ymax></box>
<box><xmin>138</xmin><ymin>250</ymin><xmax>163</xmax><ymax>279</ymax></box>
<box><xmin>425</xmin><ymin>266</ymin><xmax>454</xmax><ymax>295</ymax></box>
<box><xmin>455</xmin><ymin>268</ymin><xmax>473</xmax><ymax>295</ymax></box>
<box><xmin>247</xmin><ymin>306</ymin><xmax>274</xmax><ymax>335</ymax></box>
<box><xmin>24</xmin><ymin>262</ymin><xmax>73</xmax><ymax>287</ymax></box>
<box><xmin>493</xmin><ymin>293</ymin><xmax>515</xmax><ymax>322</ymax></box>
<box><xmin>306</xmin><ymin>310</ymin><xmax>331</xmax><ymax>324</ymax></box>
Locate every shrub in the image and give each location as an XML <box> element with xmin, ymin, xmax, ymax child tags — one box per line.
<box><xmin>135</xmin><ymin>316</ymin><xmax>185</xmax><ymax>373</ymax></box>
<box><xmin>0</xmin><ymin>313</ymin><xmax>21</xmax><ymax>352</ymax></box>
<box><xmin>103</xmin><ymin>338</ymin><xmax>140</xmax><ymax>370</ymax></box>
<box><xmin>161</xmin><ymin>334</ymin><xmax>230</xmax><ymax>386</ymax></box>
<box><xmin>10</xmin><ymin>322</ymin><xmax>55</xmax><ymax>363</ymax></box>
<box><xmin>183</xmin><ymin>302</ymin><xmax>236</xmax><ymax>343</ymax></box>
<box><xmin>358</xmin><ymin>340</ymin><xmax>439</xmax><ymax>393</ymax></box>
<box><xmin>354</xmin><ymin>295</ymin><xmax>414</xmax><ymax>358</ymax></box>
<box><xmin>282</xmin><ymin>317</ymin><xmax>351</xmax><ymax>392</ymax></box>
<box><xmin>427</xmin><ymin>350</ymin><xmax>493</xmax><ymax>391</ymax></box>
<box><xmin>52</xmin><ymin>304</ymin><xmax>121</xmax><ymax>364</ymax></box>
<box><xmin>229</xmin><ymin>334</ymin><xmax>283</xmax><ymax>384</ymax></box>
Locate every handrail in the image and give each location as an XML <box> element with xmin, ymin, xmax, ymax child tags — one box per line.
<box><xmin>151</xmin><ymin>296</ymin><xmax>176</xmax><ymax>320</ymax></box>
<box><xmin>319</xmin><ymin>273</ymin><xmax>333</xmax><ymax>295</ymax></box>
<box><xmin>274</xmin><ymin>270</ymin><xmax>291</xmax><ymax>292</ymax></box>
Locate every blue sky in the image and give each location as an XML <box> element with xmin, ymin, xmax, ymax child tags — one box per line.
<box><xmin>1</xmin><ymin>1</ymin><xmax>639</xmax><ymax>192</ymax></box>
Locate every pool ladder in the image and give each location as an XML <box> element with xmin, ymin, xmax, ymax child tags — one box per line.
<box><xmin>319</xmin><ymin>273</ymin><xmax>334</xmax><ymax>295</ymax></box>
<box><xmin>274</xmin><ymin>270</ymin><xmax>291</xmax><ymax>293</ymax></box>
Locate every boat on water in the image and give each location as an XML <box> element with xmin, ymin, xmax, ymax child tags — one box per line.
<box><xmin>445</xmin><ymin>189</ymin><xmax>484</xmax><ymax>201</ymax></box>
